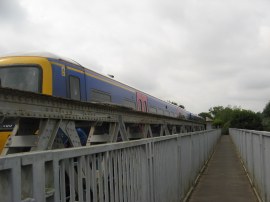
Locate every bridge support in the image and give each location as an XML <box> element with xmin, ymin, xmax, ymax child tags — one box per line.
<box><xmin>0</xmin><ymin>88</ymin><xmax>205</xmax><ymax>155</ymax></box>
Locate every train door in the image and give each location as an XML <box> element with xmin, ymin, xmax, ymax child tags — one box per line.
<box><xmin>65</xmin><ymin>66</ymin><xmax>86</xmax><ymax>101</ymax></box>
<box><xmin>136</xmin><ymin>92</ymin><xmax>148</xmax><ymax>112</ymax></box>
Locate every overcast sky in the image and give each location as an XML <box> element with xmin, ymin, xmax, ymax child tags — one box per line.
<box><xmin>1</xmin><ymin>0</ymin><xmax>270</xmax><ymax>114</ymax></box>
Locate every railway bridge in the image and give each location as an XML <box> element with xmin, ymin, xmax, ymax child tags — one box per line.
<box><xmin>0</xmin><ymin>88</ymin><xmax>268</xmax><ymax>202</ymax></box>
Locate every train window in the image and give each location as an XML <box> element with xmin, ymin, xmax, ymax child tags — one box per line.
<box><xmin>0</xmin><ymin>66</ymin><xmax>41</xmax><ymax>93</ymax></box>
<box><xmin>69</xmin><ymin>76</ymin><xmax>81</xmax><ymax>100</ymax></box>
<box><xmin>123</xmin><ymin>99</ymin><xmax>136</xmax><ymax>109</ymax></box>
<box><xmin>91</xmin><ymin>89</ymin><xmax>111</xmax><ymax>102</ymax></box>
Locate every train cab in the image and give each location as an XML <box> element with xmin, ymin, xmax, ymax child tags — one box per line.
<box><xmin>0</xmin><ymin>52</ymin><xmax>134</xmax><ymax>151</ymax></box>
<box><xmin>0</xmin><ymin>53</ymin><xmax>85</xmax><ymax>100</ymax></box>
<box><xmin>0</xmin><ymin>53</ymin><xmax>54</xmax><ymax>152</ymax></box>
<box><xmin>0</xmin><ymin>54</ymin><xmax>53</xmax><ymax>95</ymax></box>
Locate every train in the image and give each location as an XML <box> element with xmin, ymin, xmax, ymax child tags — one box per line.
<box><xmin>0</xmin><ymin>52</ymin><xmax>203</xmax><ymax>151</ymax></box>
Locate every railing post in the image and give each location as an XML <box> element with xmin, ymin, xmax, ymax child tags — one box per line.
<box><xmin>177</xmin><ymin>135</ymin><xmax>183</xmax><ymax>201</ymax></box>
<box><xmin>260</xmin><ymin>133</ymin><xmax>266</xmax><ymax>201</ymax></box>
<box><xmin>11</xmin><ymin>159</ymin><xmax>21</xmax><ymax>202</ymax></box>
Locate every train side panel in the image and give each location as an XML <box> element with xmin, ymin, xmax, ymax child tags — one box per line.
<box><xmin>49</xmin><ymin>59</ymin><xmax>87</xmax><ymax>101</ymax></box>
<box><xmin>51</xmin><ymin>62</ymin><xmax>67</xmax><ymax>98</ymax></box>
<box><xmin>148</xmin><ymin>96</ymin><xmax>180</xmax><ymax>118</ymax></box>
<box><xmin>48</xmin><ymin>58</ymin><xmax>190</xmax><ymax>120</ymax></box>
<box><xmin>85</xmin><ymin>69</ymin><xmax>137</xmax><ymax>109</ymax></box>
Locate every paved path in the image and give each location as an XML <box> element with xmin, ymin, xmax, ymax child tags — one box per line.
<box><xmin>188</xmin><ymin>135</ymin><xmax>258</xmax><ymax>202</ymax></box>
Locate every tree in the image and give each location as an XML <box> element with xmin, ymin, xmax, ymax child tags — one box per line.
<box><xmin>230</xmin><ymin>110</ymin><xmax>263</xmax><ymax>130</ymax></box>
<box><xmin>198</xmin><ymin>112</ymin><xmax>212</xmax><ymax>120</ymax></box>
<box><xmin>209</xmin><ymin>106</ymin><xmax>224</xmax><ymax>117</ymax></box>
<box><xmin>203</xmin><ymin>105</ymin><xmax>262</xmax><ymax>134</ymax></box>
<box><xmin>263</xmin><ymin>101</ymin><xmax>270</xmax><ymax>117</ymax></box>
<box><xmin>262</xmin><ymin>101</ymin><xmax>270</xmax><ymax>131</ymax></box>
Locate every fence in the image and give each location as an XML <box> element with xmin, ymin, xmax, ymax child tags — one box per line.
<box><xmin>0</xmin><ymin>129</ymin><xmax>221</xmax><ymax>202</ymax></box>
<box><xmin>230</xmin><ymin>128</ymin><xmax>270</xmax><ymax>202</ymax></box>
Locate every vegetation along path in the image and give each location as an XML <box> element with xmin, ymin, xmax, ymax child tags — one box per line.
<box><xmin>188</xmin><ymin>135</ymin><xmax>258</xmax><ymax>202</ymax></box>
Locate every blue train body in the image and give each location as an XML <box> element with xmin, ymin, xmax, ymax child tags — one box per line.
<box><xmin>48</xmin><ymin>56</ymin><xmax>202</xmax><ymax>121</ymax></box>
<box><xmin>0</xmin><ymin>53</ymin><xmax>203</xmax><ymax>121</ymax></box>
<box><xmin>0</xmin><ymin>52</ymin><xmax>205</xmax><ymax>150</ymax></box>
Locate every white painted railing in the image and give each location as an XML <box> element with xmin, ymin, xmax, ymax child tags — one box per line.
<box><xmin>230</xmin><ymin>128</ymin><xmax>270</xmax><ymax>202</ymax></box>
<box><xmin>0</xmin><ymin>129</ymin><xmax>221</xmax><ymax>202</ymax></box>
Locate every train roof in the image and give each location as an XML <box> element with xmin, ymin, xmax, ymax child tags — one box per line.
<box><xmin>0</xmin><ymin>51</ymin><xmax>81</xmax><ymax>66</ymax></box>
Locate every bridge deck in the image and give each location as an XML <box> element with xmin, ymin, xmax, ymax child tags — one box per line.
<box><xmin>188</xmin><ymin>135</ymin><xmax>258</xmax><ymax>202</ymax></box>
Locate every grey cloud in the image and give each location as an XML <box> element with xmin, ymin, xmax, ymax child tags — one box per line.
<box><xmin>1</xmin><ymin>0</ymin><xmax>270</xmax><ymax>114</ymax></box>
<box><xmin>244</xmin><ymin>81</ymin><xmax>270</xmax><ymax>90</ymax></box>
<box><xmin>0</xmin><ymin>0</ymin><xmax>26</xmax><ymax>23</ymax></box>
<box><xmin>237</xmin><ymin>70</ymin><xmax>270</xmax><ymax>90</ymax></box>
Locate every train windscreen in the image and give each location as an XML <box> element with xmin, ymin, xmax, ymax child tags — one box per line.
<box><xmin>0</xmin><ymin>66</ymin><xmax>41</xmax><ymax>93</ymax></box>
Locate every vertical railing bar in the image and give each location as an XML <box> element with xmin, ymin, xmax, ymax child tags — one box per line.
<box><xmin>69</xmin><ymin>158</ymin><xmax>76</xmax><ymax>202</ymax></box>
<box><xmin>113</xmin><ymin>151</ymin><xmax>119</xmax><ymax>202</ymax></box>
<box><xmin>126</xmin><ymin>148</ymin><xmax>131</xmax><ymax>202</ymax></box>
<box><xmin>85</xmin><ymin>155</ymin><xmax>92</xmax><ymax>202</ymax></box>
<box><xmin>109</xmin><ymin>151</ymin><xmax>115</xmax><ymax>202</ymax></box>
<box><xmin>207</xmin><ymin>132</ymin><xmax>209</xmax><ymax>159</ymax></box>
<box><xmin>135</xmin><ymin>147</ymin><xmax>139</xmax><ymax>201</ymax></box>
<box><xmin>118</xmin><ymin>150</ymin><xmax>124</xmax><ymax>202</ymax></box>
<box><xmin>77</xmin><ymin>156</ymin><xmax>84</xmax><ymax>202</ymax></box>
<box><xmin>146</xmin><ymin>143</ymin><xmax>151</xmax><ymax>202</ymax></box>
<box><xmin>260</xmin><ymin>134</ymin><xmax>266</xmax><ymax>201</ymax></box>
<box><xmin>60</xmin><ymin>160</ymin><xmax>66</xmax><ymax>202</ymax></box>
<box><xmin>190</xmin><ymin>134</ymin><xmax>193</xmax><ymax>186</ymax></box>
<box><xmin>177</xmin><ymin>136</ymin><xmax>182</xmax><ymax>201</ymax></box>
<box><xmin>53</xmin><ymin>159</ymin><xmax>60</xmax><ymax>202</ymax></box>
<box><xmin>123</xmin><ymin>148</ymin><xmax>128</xmax><ymax>202</ymax></box>
<box><xmin>139</xmin><ymin>146</ymin><xmax>145</xmax><ymax>201</ymax></box>
<box><xmin>92</xmin><ymin>155</ymin><xmax>98</xmax><ymax>202</ymax></box>
<box><xmin>32</xmin><ymin>160</ymin><xmax>46</xmax><ymax>202</ymax></box>
<box><xmin>11</xmin><ymin>159</ymin><xmax>21</xmax><ymax>202</ymax></box>
<box><xmin>148</xmin><ymin>143</ymin><xmax>154</xmax><ymax>202</ymax></box>
<box><xmin>136</xmin><ymin>146</ymin><xmax>141</xmax><ymax>201</ymax></box>
<box><xmin>138</xmin><ymin>147</ymin><xmax>142</xmax><ymax>201</ymax></box>
<box><xmin>98</xmin><ymin>154</ymin><xmax>104</xmax><ymax>202</ymax></box>
<box><xmin>154</xmin><ymin>142</ymin><xmax>160</xmax><ymax>202</ymax></box>
<box><xmin>134</xmin><ymin>147</ymin><xmax>139</xmax><ymax>202</ymax></box>
<box><xmin>130</xmin><ymin>148</ymin><xmax>135</xmax><ymax>202</ymax></box>
<box><xmin>104</xmin><ymin>152</ymin><xmax>109</xmax><ymax>202</ymax></box>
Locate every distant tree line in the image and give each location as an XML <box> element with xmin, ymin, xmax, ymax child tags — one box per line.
<box><xmin>199</xmin><ymin>101</ymin><xmax>270</xmax><ymax>134</ymax></box>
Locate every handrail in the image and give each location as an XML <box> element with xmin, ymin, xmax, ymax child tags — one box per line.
<box><xmin>230</xmin><ymin>128</ymin><xmax>270</xmax><ymax>202</ymax></box>
<box><xmin>0</xmin><ymin>129</ymin><xmax>221</xmax><ymax>202</ymax></box>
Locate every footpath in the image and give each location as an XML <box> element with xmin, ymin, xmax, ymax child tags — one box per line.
<box><xmin>188</xmin><ymin>135</ymin><xmax>258</xmax><ymax>202</ymax></box>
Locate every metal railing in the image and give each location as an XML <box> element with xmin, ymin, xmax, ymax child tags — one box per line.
<box><xmin>0</xmin><ymin>129</ymin><xmax>221</xmax><ymax>202</ymax></box>
<box><xmin>230</xmin><ymin>128</ymin><xmax>270</xmax><ymax>202</ymax></box>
